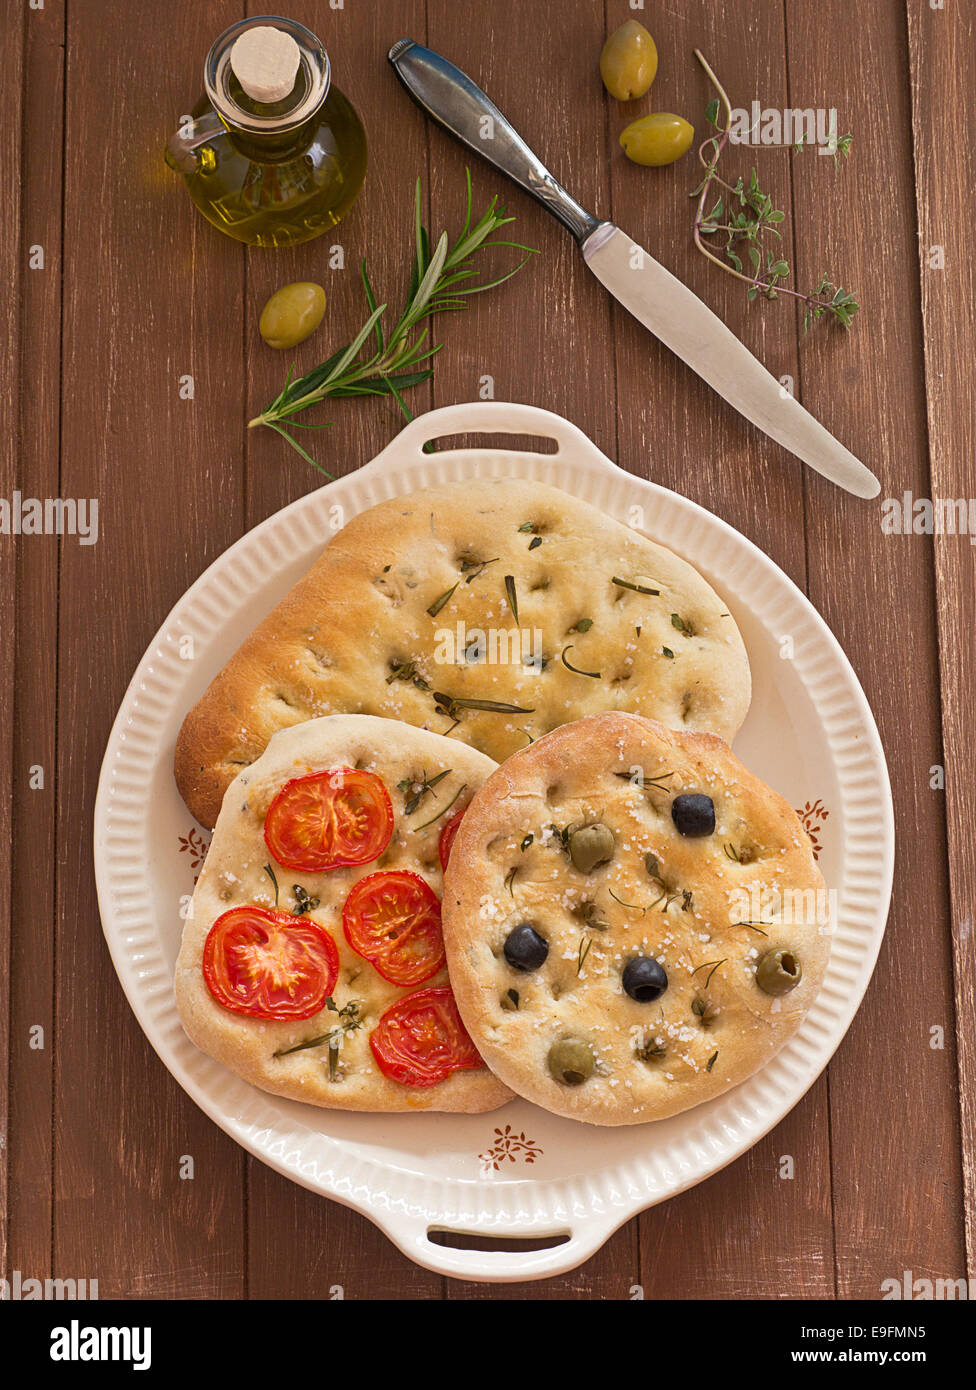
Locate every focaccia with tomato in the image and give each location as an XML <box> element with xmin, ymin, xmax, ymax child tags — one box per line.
<box><xmin>175</xmin><ymin>714</ymin><xmax>510</xmax><ymax>1113</ymax></box>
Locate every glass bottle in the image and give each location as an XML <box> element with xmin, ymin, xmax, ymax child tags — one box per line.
<box><xmin>165</xmin><ymin>16</ymin><xmax>368</xmax><ymax>248</ymax></box>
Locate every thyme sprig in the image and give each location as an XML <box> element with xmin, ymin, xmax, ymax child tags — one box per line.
<box><xmin>249</xmin><ymin>171</ymin><xmax>537</xmax><ymax>473</ymax></box>
<box><xmin>398</xmin><ymin>768</ymin><xmax>451</xmax><ymax>816</ymax></box>
<box><xmin>413</xmin><ymin>781</ymin><xmax>466</xmax><ymax>831</ymax></box>
<box><xmin>690</xmin><ymin>51</ymin><xmax>857</xmax><ymax>331</ymax></box>
<box><xmin>274</xmin><ymin>997</ymin><xmax>365</xmax><ymax>1073</ymax></box>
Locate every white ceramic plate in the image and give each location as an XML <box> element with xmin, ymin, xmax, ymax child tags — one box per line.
<box><xmin>94</xmin><ymin>401</ymin><xmax>894</xmax><ymax>1283</ymax></box>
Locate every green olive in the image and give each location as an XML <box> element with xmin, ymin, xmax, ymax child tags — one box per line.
<box><xmin>259</xmin><ymin>281</ymin><xmax>326</xmax><ymax>349</ymax></box>
<box><xmin>569</xmin><ymin>822</ymin><xmax>615</xmax><ymax>873</ymax></box>
<box><xmin>600</xmin><ymin>20</ymin><xmax>658</xmax><ymax>102</ymax></box>
<box><xmin>756</xmin><ymin>948</ymin><xmax>803</xmax><ymax>996</ymax></box>
<box><xmin>620</xmin><ymin>113</ymin><xmax>695</xmax><ymax>168</ymax></box>
<box><xmin>547</xmin><ymin>1037</ymin><xmax>595</xmax><ymax>1086</ymax></box>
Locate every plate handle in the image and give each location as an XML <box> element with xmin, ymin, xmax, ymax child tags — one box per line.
<box><xmin>375</xmin><ymin>1206</ymin><xmax>624</xmax><ymax>1283</ymax></box>
<box><xmin>367</xmin><ymin>400</ymin><xmax>617</xmax><ymax>469</ymax></box>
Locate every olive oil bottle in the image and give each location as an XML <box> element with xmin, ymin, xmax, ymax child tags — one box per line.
<box><xmin>166</xmin><ymin>17</ymin><xmax>367</xmax><ymax>248</ymax></box>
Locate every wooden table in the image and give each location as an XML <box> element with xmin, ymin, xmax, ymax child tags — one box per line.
<box><xmin>2</xmin><ymin>0</ymin><xmax>972</xmax><ymax>1300</ymax></box>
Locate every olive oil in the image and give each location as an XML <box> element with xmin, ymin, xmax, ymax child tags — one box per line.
<box><xmin>166</xmin><ymin>17</ymin><xmax>367</xmax><ymax>248</ymax></box>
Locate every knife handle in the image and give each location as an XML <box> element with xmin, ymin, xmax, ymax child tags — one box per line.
<box><xmin>388</xmin><ymin>38</ymin><xmax>601</xmax><ymax>244</ymax></box>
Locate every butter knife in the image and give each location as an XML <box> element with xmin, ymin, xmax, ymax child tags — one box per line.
<box><xmin>388</xmin><ymin>38</ymin><xmax>879</xmax><ymax>499</ymax></box>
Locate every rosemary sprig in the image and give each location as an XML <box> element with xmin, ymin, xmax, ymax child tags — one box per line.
<box><xmin>690</xmin><ymin>51</ymin><xmax>857</xmax><ymax>330</ymax></box>
<box><xmin>249</xmin><ymin>170</ymin><xmax>537</xmax><ymax>473</ymax></box>
<box><xmin>432</xmin><ymin>691</ymin><xmax>534</xmax><ymax>734</ymax></box>
<box><xmin>692</xmin><ymin>958</ymin><xmax>727</xmax><ymax>989</ymax></box>
<box><xmin>561</xmin><ymin>645</ymin><xmax>602</xmax><ymax>679</ymax></box>
<box><xmin>504</xmin><ymin>574</ymin><xmax>520</xmax><ymax>624</ymax></box>
<box><xmin>263</xmin><ymin>863</ymin><xmax>280</xmax><ymax>907</ymax></box>
<box><xmin>612</xmin><ymin>576</ymin><xmax>660</xmax><ymax>596</ymax></box>
<box><xmin>426</xmin><ymin>584</ymin><xmax>458</xmax><ymax>618</ymax></box>
<box><xmin>731</xmin><ymin>919</ymin><xmax>771</xmax><ymax>935</ymax></box>
<box><xmin>387</xmin><ymin>658</ymin><xmax>431</xmax><ymax>691</ymax></box>
<box><xmin>608</xmin><ymin>886</ymin><xmax>652</xmax><ymax>913</ymax></box>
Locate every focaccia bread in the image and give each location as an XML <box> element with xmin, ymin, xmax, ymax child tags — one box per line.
<box><xmin>176</xmin><ymin>479</ymin><xmax>751</xmax><ymax>828</ymax></box>
<box><xmin>441</xmin><ymin>712</ymin><xmax>829</xmax><ymax>1126</ymax></box>
<box><xmin>175</xmin><ymin>715</ymin><xmax>510</xmax><ymax>1113</ymax></box>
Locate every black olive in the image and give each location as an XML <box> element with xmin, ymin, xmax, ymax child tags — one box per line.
<box><xmin>622</xmin><ymin>956</ymin><xmax>668</xmax><ymax>1002</ymax></box>
<box><xmin>503</xmin><ymin>923</ymin><xmax>549</xmax><ymax>972</ymax></box>
<box><xmin>671</xmin><ymin>792</ymin><xmax>715</xmax><ymax>837</ymax></box>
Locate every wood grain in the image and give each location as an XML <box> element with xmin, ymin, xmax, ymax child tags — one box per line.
<box><xmin>786</xmin><ymin>0</ymin><xmax>965</xmax><ymax>1294</ymax></box>
<box><xmin>0</xmin><ymin>0</ymin><xmax>25</xmax><ymax>1290</ymax></box>
<box><xmin>601</xmin><ymin>0</ymin><xmax>835</xmax><ymax>1299</ymax></box>
<box><xmin>7</xmin><ymin>0</ymin><xmax>63</xmax><ymax>1290</ymax></box>
<box><xmin>424</xmin><ymin>0</ymin><xmax>638</xmax><ymax>1296</ymax></box>
<box><xmin>1</xmin><ymin>0</ymin><xmax>970</xmax><ymax>1299</ymax></box>
<box><xmin>905</xmin><ymin>0</ymin><xmax>976</xmax><ymax>1280</ymax></box>
<box><xmin>240</xmin><ymin>0</ymin><xmax>444</xmax><ymax>1300</ymax></box>
<box><xmin>52</xmin><ymin>0</ymin><xmax>249</xmax><ymax>1298</ymax></box>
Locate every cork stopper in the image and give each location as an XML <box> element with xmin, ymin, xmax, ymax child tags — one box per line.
<box><xmin>230</xmin><ymin>24</ymin><xmax>301</xmax><ymax>104</ymax></box>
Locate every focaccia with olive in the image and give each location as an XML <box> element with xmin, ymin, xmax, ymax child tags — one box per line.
<box><xmin>175</xmin><ymin>714</ymin><xmax>510</xmax><ymax>1113</ymax></box>
<box><xmin>441</xmin><ymin>712</ymin><xmax>830</xmax><ymax>1126</ymax></box>
<box><xmin>175</xmin><ymin>478</ymin><xmax>751</xmax><ymax>829</ymax></box>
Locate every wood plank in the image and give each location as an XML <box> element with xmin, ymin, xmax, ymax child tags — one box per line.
<box><xmin>7</xmin><ymin>0</ymin><xmax>64</xmax><ymax>1291</ymax></box>
<box><xmin>424</xmin><ymin>0</ymin><xmax>637</xmax><ymax>1296</ymax></box>
<box><xmin>53</xmin><ymin>0</ymin><xmax>249</xmax><ymax>1298</ymax></box>
<box><xmin>240</xmin><ymin>0</ymin><xmax>445</xmax><ymax>1299</ymax></box>
<box><xmin>0</xmin><ymin>0</ymin><xmax>25</xmax><ymax>1290</ymax></box>
<box><xmin>604</xmin><ymin>0</ymin><xmax>834</xmax><ymax>1296</ymax></box>
<box><xmin>905</xmin><ymin>0</ymin><xmax>976</xmax><ymax>1278</ymax></box>
<box><xmin>786</xmin><ymin>0</ymin><xmax>965</xmax><ymax>1294</ymax></box>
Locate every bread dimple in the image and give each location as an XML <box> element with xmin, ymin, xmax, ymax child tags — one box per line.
<box><xmin>174</xmin><ymin>714</ymin><xmax>511</xmax><ymax>1114</ymax></box>
<box><xmin>175</xmin><ymin>480</ymin><xmax>751</xmax><ymax>829</ymax></box>
<box><xmin>441</xmin><ymin>712</ymin><xmax>830</xmax><ymax>1126</ymax></box>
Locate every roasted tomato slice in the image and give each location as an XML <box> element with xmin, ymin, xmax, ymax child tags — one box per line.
<box><xmin>342</xmin><ymin>870</ymin><xmax>444</xmax><ymax>986</ymax></box>
<box><xmin>264</xmin><ymin>767</ymin><xmax>393</xmax><ymax>873</ymax></box>
<box><xmin>438</xmin><ymin>806</ymin><xmax>467</xmax><ymax>873</ymax></box>
<box><xmin>202</xmin><ymin>906</ymin><xmax>339</xmax><ymax>1020</ymax></box>
<box><xmin>370</xmin><ymin>986</ymin><xmax>484</xmax><ymax>1088</ymax></box>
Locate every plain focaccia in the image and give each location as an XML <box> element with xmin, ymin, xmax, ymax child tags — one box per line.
<box><xmin>442</xmin><ymin>713</ymin><xmax>830</xmax><ymax>1126</ymax></box>
<box><xmin>175</xmin><ymin>715</ymin><xmax>510</xmax><ymax>1113</ymax></box>
<box><xmin>175</xmin><ymin>479</ymin><xmax>751</xmax><ymax>829</ymax></box>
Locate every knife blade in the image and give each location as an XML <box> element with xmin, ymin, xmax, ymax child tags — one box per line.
<box><xmin>388</xmin><ymin>38</ymin><xmax>879</xmax><ymax>500</ymax></box>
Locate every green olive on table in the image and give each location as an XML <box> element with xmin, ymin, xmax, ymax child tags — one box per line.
<box><xmin>600</xmin><ymin>20</ymin><xmax>658</xmax><ymax>101</ymax></box>
<box><xmin>756</xmin><ymin>948</ymin><xmax>803</xmax><ymax>996</ymax></box>
<box><xmin>569</xmin><ymin>822</ymin><xmax>615</xmax><ymax>873</ymax></box>
<box><xmin>620</xmin><ymin>112</ymin><xmax>695</xmax><ymax>168</ymax></box>
<box><xmin>548</xmin><ymin>1037</ymin><xmax>595</xmax><ymax>1086</ymax></box>
<box><xmin>259</xmin><ymin>281</ymin><xmax>326</xmax><ymax>349</ymax></box>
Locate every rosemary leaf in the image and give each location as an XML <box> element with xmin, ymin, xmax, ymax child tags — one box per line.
<box><xmin>250</xmin><ymin>173</ymin><xmax>537</xmax><ymax>467</ymax></box>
